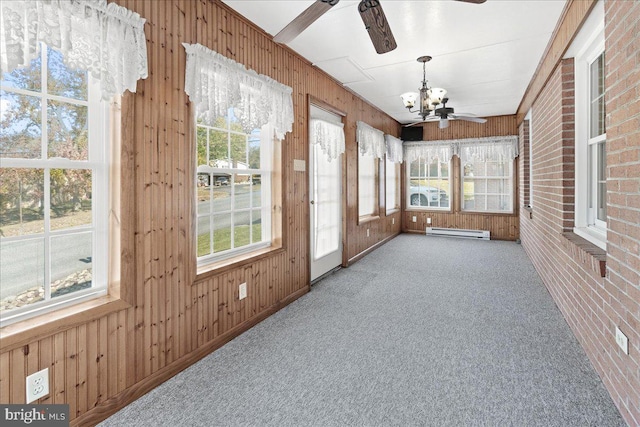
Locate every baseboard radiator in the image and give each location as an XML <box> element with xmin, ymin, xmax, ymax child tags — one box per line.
<box><xmin>425</xmin><ymin>227</ymin><xmax>490</xmax><ymax>240</ymax></box>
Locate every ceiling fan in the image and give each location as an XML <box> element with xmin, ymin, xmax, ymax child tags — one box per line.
<box><xmin>406</xmin><ymin>98</ymin><xmax>488</xmax><ymax>129</ymax></box>
<box><xmin>273</xmin><ymin>0</ymin><xmax>486</xmax><ymax>55</ymax></box>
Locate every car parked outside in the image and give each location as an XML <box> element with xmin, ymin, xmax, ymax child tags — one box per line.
<box><xmin>409</xmin><ymin>185</ymin><xmax>449</xmax><ymax>207</ymax></box>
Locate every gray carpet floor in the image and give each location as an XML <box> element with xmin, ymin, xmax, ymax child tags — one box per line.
<box><xmin>101</xmin><ymin>235</ymin><xmax>625</xmax><ymax>426</ymax></box>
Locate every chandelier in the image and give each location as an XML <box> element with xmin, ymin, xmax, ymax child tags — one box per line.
<box><xmin>400</xmin><ymin>56</ymin><xmax>447</xmax><ymax>121</ymax></box>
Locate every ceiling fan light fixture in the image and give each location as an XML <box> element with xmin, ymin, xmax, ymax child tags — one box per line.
<box><xmin>429</xmin><ymin>88</ymin><xmax>447</xmax><ymax>105</ymax></box>
<box><xmin>401</xmin><ymin>92</ymin><xmax>418</xmax><ymax>109</ymax></box>
<box><xmin>402</xmin><ymin>55</ymin><xmax>446</xmax><ymax>120</ymax></box>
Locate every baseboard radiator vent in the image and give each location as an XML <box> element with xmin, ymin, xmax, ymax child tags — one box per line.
<box><xmin>425</xmin><ymin>227</ymin><xmax>490</xmax><ymax>240</ymax></box>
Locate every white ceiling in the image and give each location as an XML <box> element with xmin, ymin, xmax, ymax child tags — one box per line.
<box><xmin>222</xmin><ymin>0</ymin><xmax>567</xmax><ymax>124</ymax></box>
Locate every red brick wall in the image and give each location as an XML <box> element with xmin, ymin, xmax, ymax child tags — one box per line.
<box><xmin>520</xmin><ymin>2</ymin><xmax>640</xmax><ymax>424</ymax></box>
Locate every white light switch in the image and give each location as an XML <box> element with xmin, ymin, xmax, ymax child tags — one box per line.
<box><xmin>293</xmin><ymin>159</ymin><xmax>306</xmax><ymax>172</ymax></box>
<box><xmin>239</xmin><ymin>282</ymin><xmax>247</xmax><ymax>300</ymax></box>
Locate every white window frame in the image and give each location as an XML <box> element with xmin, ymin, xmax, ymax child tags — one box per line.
<box><xmin>195</xmin><ymin>117</ymin><xmax>273</xmax><ymax>266</ymax></box>
<box><xmin>0</xmin><ymin>45</ymin><xmax>110</xmax><ymax>326</ymax></box>
<box><xmin>461</xmin><ymin>158</ymin><xmax>514</xmax><ymax>214</ymax></box>
<box><xmin>525</xmin><ymin>108</ymin><xmax>533</xmax><ymax>208</ymax></box>
<box><xmin>385</xmin><ymin>156</ymin><xmax>400</xmax><ymax>215</ymax></box>
<box><xmin>569</xmin><ymin>0</ymin><xmax>606</xmax><ymax>249</ymax></box>
<box><xmin>406</xmin><ymin>156</ymin><xmax>451</xmax><ymax>211</ymax></box>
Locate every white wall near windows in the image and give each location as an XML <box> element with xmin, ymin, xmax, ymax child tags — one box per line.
<box><xmin>565</xmin><ymin>0</ymin><xmax>606</xmax><ymax>249</ymax></box>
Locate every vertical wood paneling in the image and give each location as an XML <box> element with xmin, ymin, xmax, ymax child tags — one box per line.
<box><xmin>0</xmin><ymin>352</ymin><xmax>9</xmax><ymax>402</ymax></box>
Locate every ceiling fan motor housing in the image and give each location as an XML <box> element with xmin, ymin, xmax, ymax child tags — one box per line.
<box><xmin>435</xmin><ymin>106</ymin><xmax>454</xmax><ymax>118</ymax></box>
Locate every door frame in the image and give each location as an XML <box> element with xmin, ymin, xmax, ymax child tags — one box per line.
<box><xmin>307</xmin><ymin>96</ymin><xmax>347</xmax><ymax>283</ymax></box>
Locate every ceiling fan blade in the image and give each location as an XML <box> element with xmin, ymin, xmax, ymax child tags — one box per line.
<box><xmin>454</xmin><ymin>0</ymin><xmax>487</xmax><ymax>3</ymax></box>
<box><xmin>452</xmin><ymin>115</ymin><xmax>487</xmax><ymax>124</ymax></box>
<box><xmin>358</xmin><ymin>0</ymin><xmax>397</xmax><ymax>54</ymax></box>
<box><xmin>274</xmin><ymin>0</ymin><xmax>339</xmax><ymax>44</ymax></box>
<box><xmin>439</xmin><ymin>118</ymin><xmax>449</xmax><ymax>129</ymax></box>
<box><xmin>403</xmin><ymin>121</ymin><xmax>425</xmax><ymax>127</ymax></box>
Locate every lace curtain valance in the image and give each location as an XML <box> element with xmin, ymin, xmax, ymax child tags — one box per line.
<box><xmin>403</xmin><ymin>136</ymin><xmax>518</xmax><ymax>163</ymax></box>
<box><xmin>183</xmin><ymin>43</ymin><xmax>294</xmax><ymax>140</ymax></box>
<box><xmin>0</xmin><ymin>0</ymin><xmax>148</xmax><ymax>100</ymax></box>
<box><xmin>357</xmin><ymin>121</ymin><xmax>385</xmax><ymax>158</ymax></box>
<box><xmin>403</xmin><ymin>141</ymin><xmax>455</xmax><ymax>164</ymax></box>
<box><xmin>310</xmin><ymin>119</ymin><xmax>344</xmax><ymax>161</ymax></box>
<box><xmin>456</xmin><ymin>136</ymin><xmax>519</xmax><ymax>163</ymax></box>
<box><xmin>384</xmin><ymin>135</ymin><xmax>403</xmax><ymax>163</ymax></box>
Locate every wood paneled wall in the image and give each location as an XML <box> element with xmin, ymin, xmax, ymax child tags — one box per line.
<box><xmin>403</xmin><ymin>116</ymin><xmax>520</xmax><ymax>241</ymax></box>
<box><xmin>0</xmin><ymin>1</ymin><xmax>400</xmax><ymax>424</ymax></box>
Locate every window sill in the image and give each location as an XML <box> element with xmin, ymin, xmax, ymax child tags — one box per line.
<box><xmin>0</xmin><ymin>295</ymin><xmax>131</xmax><ymax>352</ymax></box>
<box><xmin>358</xmin><ymin>214</ymin><xmax>380</xmax><ymax>225</ymax></box>
<box><xmin>561</xmin><ymin>232</ymin><xmax>606</xmax><ymax>278</ymax></box>
<box><xmin>405</xmin><ymin>207</ymin><xmax>451</xmax><ymax>213</ymax></box>
<box><xmin>195</xmin><ymin>245</ymin><xmax>285</xmax><ymax>284</ymax></box>
<box><xmin>385</xmin><ymin>208</ymin><xmax>400</xmax><ymax>216</ymax></box>
<box><xmin>460</xmin><ymin>210</ymin><xmax>515</xmax><ymax>216</ymax></box>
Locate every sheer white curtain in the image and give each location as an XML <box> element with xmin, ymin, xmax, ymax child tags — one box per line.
<box><xmin>357</xmin><ymin>121</ymin><xmax>384</xmax><ymax>217</ymax></box>
<box><xmin>310</xmin><ymin>119</ymin><xmax>344</xmax><ymax>259</ymax></box>
<box><xmin>384</xmin><ymin>135</ymin><xmax>402</xmax><ymax>213</ymax></box>
<box><xmin>385</xmin><ymin>134</ymin><xmax>403</xmax><ymax>163</ymax></box>
<box><xmin>183</xmin><ymin>43</ymin><xmax>294</xmax><ymax>140</ymax></box>
<box><xmin>0</xmin><ymin>0</ymin><xmax>148</xmax><ymax>100</ymax></box>
<box><xmin>456</xmin><ymin>136</ymin><xmax>519</xmax><ymax>162</ymax></box>
<box><xmin>357</xmin><ymin>121</ymin><xmax>386</xmax><ymax>157</ymax></box>
<box><xmin>403</xmin><ymin>141</ymin><xmax>455</xmax><ymax>164</ymax></box>
<box><xmin>310</xmin><ymin>118</ymin><xmax>345</xmax><ymax>161</ymax></box>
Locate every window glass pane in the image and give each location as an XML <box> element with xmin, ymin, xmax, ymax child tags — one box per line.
<box><xmin>358</xmin><ymin>154</ymin><xmax>376</xmax><ymax>217</ymax></box>
<box><xmin>385</xmin><ymin>159</ymin><xmax>397</xmax><ymax>211</ymax></box>
<box><xmin>47</xmin><ymin>100</ymin><xmax>88</xmax><ymax>160</ymax></box>
<box><xmin>213</xmin><ymin>176</ymin><xmax>231</xmax><ymax>214</ymax></box>
<box><xmin>213</xmin><ymin>213</ymin><xmax>231</xmax><ymax>253</ymax></box>
<box><xmin>0</xmin><ymin>90</ymin><xmax>42</xmax><ymax>159</ymax></box>
<box><xmin>233</xmin><ymin>173</ymin><xmax>251</xmax><ymax>210</ymax></box>
<box><xmin>590</xmin><ymin>53</ymin><xmax>605</xmax><ymax>138</ymax></box>
<box><xmin>197</xmin><ymin>173</ymin><xmax>211</xmax><ymax>216</ymax></box>
<box><xmin>196</xmin><ymin>127</ymin><xmax>208</xmax><ymax>167</ymax></box>
<box><xmin>50</xmin><ymin>232</ymin><xmax>92</xmax><ymax>299</ymax></box>
<box><xmin>197</xmin><ymin>216</ymin><xmax>211</xmax><ymax>257</ymax></box>
<box><xmin>230</xmin><ymin>132</ymin><xmax>247</xmax><ymax>167</ymax></box>
<box><xmin>0</xmin><ymin>238</ymin><xmax>45</xmax><ymax>313</ymax></box>
<box><xmin>251</xmin><ymin>174</ymin><xmax>262</xmax><ymax>208</ymax></box>
<box><xmin>0</xmin><ymin>168</ymin><xmax>45</xmax><ymax>237</ymax></box>
<box><xmin>597</xmin><ymin>141</ymin><xmax>607</xmax><ymax>221</ymax></box>
<box><xmin>409</xmin><ymin>159</ymin><xmax>421</xmax><ymax>177</ymax></box>
<box><xmin>1</xmin><ymin>51</ymin><xmax>41</xmax><ymax>91</ymax></box>
<box><xmin>209</xmin><ymin>129</ymin><xmax>228</xmax><ymax>167</ymax></box>
<box><xmin>234</xmin><ymin>211</ymin><xmax>251</xmax><ymax>249</ymax></box>
<box><xmin>47</xmin><ymin>47</ymin><xmax>87</xmax><ymax>101</ymax></box>
<box><xmin>408</xmin><ymin>158</ymin><xmax>449</xmax><ymax>209</ymax></box>
<box><xmin>50</xmin><ymin>169</ymin><xmax>92</xmax><ymax>230</ymax></box>
<box><xmin>248</xmin><ymin>130</ymin><xmax>261</xmax><ymax>169</ymax></box>
<box><xmin>250</xmin><ymin>211</ymin><xmax>262</xmax><ymax>245</ymax></box>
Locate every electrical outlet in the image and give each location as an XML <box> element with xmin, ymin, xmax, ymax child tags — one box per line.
<box><xmin>239</xmin><ymin>282</ymin><xmax>247</xmax><ymax>300</ymax></box>
<box><xmin>412</xmin><ymin>216</ymin><xmax>417</xmax><ymax>223</ymax></box>
<box><xmin>615</xmin><ymin>326</ymin><xmax>628</xmax><ymax>354</ymax></box>
<box><xmin>427</xmin><ymin>217</ymin><xmax>432</xmax><ymax>224</ymax></box>
<box><xmin>26</xmin><ymin>368</ymin><xmax>49</xmax><ymax>403</ymax></box>
<box><xmin>366</xmin><ymin>228</ymin><xmax>370</xmax><ymax>237</ymax></box>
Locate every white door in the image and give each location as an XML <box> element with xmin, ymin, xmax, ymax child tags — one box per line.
<box><xmin>309</xmin><ymin>105</ymin><xmax>343</xmax><ymax>281</ymax></box>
